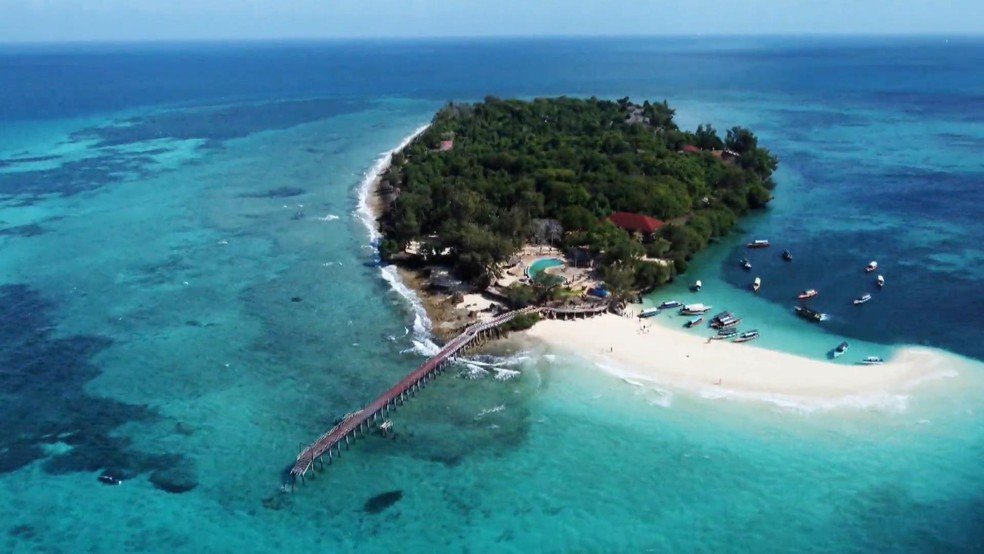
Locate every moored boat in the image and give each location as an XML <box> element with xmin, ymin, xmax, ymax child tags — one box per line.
<box><xmin>686</xmin><ymin>316</ymin><xmax>703</xmax><ymax>328</ymax></box>
<box><xmin>853</xmin><ymin>293</ymin><xmax>872</xmax><ymax>305</ymax></box>
<box><xmin>861</xmin><ymin>356</ymin><xmax>884</xmax><ymax>365</ymax></box>
<box><xmin>659</xmin><ymin>300</ymin><xmax>683</xmax><ymax>309</ymax></box>
<box><xmin>733</xmin><ymin>330</ymin><xmax>760</xmax><ymax>343</ymax></box>
<box><xmin>680</xmin><ymin>303</ymin><xmax>712</xmax><ymax>315</ymax></box>
<box><xmin>782</xmin><ymin>249</ymin><xmax>793</xmax><ymax>261</ymax></box>
<box><xmin>797</xmin><ymin>289</ymin><xmax>819</xmax><ymax>300</ymax></box>
<box><xmin>711</xmin><ymin>329</ymin><xmax>738</xmax><ymax>340</ymax></box>
<box><xmin>876</xmin><ymin>275</ymin><xmax>885</xmax><ymax>288</ymax></box>
<box><xmin>692</xmin><ymin>280</ymin><xmax>702</xmax><ymax>292</ymax></box>
<box><xmin>794</xmin><ymin>306</ymin><xmax>827</xmax><ymax>322</ymax></box>
<box><xmin>716</xmin><ymin>317</ymin><xmax>741</xmax><ymax>329</ymax></box>
<box><xmin>833</xmin><ymin>341</ymin><xmax>849</xmax><ymax>357</ymax></box>
<box><xmin>752</xmin><ymin>277</ymin><xmax>761</xmax><ymax>292</ymax></box>
<box><xmin>747</xmin><ymin>239</ymin><xmax>770</xmax><ymax>248</ymax></box>
<box><xmin>639</xmin><ymin>307</ymin><xmax>660</xmax><ymax>318</ymax></box>
<box><xmin>866</xmin><ymin>260</ymin><xmax>878</xmax><ymax>272</ymax></box>
<box><xmin>739</xmin><ymin>258</ymin><xmax>752</xmax><ymax>270</ymax></box>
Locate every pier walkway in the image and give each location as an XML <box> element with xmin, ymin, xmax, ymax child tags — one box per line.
<box><xmin>288</xmin><ymin>302</ymin><xmax>609</xmax><ymax>486</ymax></box>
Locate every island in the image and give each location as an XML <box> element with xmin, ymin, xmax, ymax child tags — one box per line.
<box><xmin>372</xmin><ymin>96</ymin><xmax>776</xmax><ymax>337</ymax></box>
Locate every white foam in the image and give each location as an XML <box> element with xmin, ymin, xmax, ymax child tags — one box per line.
<box><xmin>474</xmin><ymin>404</ymin><xmax>506</xmax><ymax>420</ymax></box>
<box><xmin>492</xmin><ymin>368</ymin><xmax>521</xmax><ymax>381</ymax></box>
<box><xmin>317</xmin><ymin>214</ymin><xmax>340</xmax><ymax>222</ymax></box>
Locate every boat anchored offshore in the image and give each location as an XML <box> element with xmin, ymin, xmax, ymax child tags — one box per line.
<box><xmin>752</xmin><ymin>277</ymin><xmax>761</xmax><ymax>292</ymax></box>
<box><xmin>797</xmin><ymin>289</ymin><xmax>819</xmax><ymax>300</ymax></box>
<box><xmin>739</xmin><ymin>258</ymin><xmax>752</xmax><ymax>271</ymax></box>
<box><xmin>747</xmin><ymin>239</ymin><xmax>771</xmax><ymax>248</ymax></box>
<box><xmin>853</xmin><ymin>293</ymin><xmax>872</xmax><ymax>305</ymax></box>
<box><xmin>733</xmin><ymin>330</ymin><xmax>760</xmax><ymax>343</ymax></box>
<box><xmin>876</xmin><ymin>275</ymin><xmax>885</xmax><ymax>288</ymax></box>
<box><xmin>861</xmin><ymin>356</ymin><xmax>884</xmax><ymax>365</ymax></box>
<box><xmin>866</xmin><ymin>260</ymin><xmax>878</xmax><ymax>272</ymax></box>
<box><xmin>660</xmin><ymin>300</ymin><xmax>682</xmax><ymax>309</ymax></box>
<box><xmin>686</xmin><ymin>316</ymin><xmax>704</xmax><ymax>328</ymax></box>
<box><xmin>782</xmin><ymin>249</ymin><xmax>793</xmax><ymax>261</ymax></box>
<box><xmin>639</xmin><ymin>307</ymin><xmax>660</xmax><ymax>318</ymax></box>
<box><xmin>833</xmin><ymin>341</ymin><xmax>849</xmax><ymax>358</ymax></box>
<box><xmin>692</xmin><ymin>280</ymin><xmax>702</xmax><ymax>292</ymax></box>
<box><xmin>794</xmin><ymin>306</ymin><xmax>827</xmax><ymax>322</ymax></box>
<box><xmin>680</xmin><ymin>303</ymin><xmax>712</xmax><ymax>315</ymax></box>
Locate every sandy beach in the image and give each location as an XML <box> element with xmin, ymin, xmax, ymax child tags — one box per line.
<box><xmin>526</xmin><ymin>313</ymin><xmax>950</xmax><ymax>401</ymax></box>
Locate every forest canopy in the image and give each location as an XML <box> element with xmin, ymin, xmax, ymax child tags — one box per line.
<box><xmin>379</xmin><ymin>96</ymin><xmax>777</xmax><ymax>295</ymax></box>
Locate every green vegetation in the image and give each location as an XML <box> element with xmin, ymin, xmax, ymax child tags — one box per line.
<box><xmin>499</xmin><ymin>312</ymin><xmax>541</xmax><ymax>333</ymax></box>
<box><xmin>379</xmin><ymin>96</ymin><xmax>777</xmax><ymax>297</ymax></box>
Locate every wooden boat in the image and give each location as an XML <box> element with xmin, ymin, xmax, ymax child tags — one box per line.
<box><xmin>853</xmin><ymin>293</ymin><xmax>872</xmax><ymax>305</ymax></box>
<box><xmin>711</xmin><ymin>329</ymin><xmax>738</xmax><ymax>340</ymax></box>
<box><xmin>794</xmin><ymin>306</ymin><xmax>827</xmax><ymax>322</ymax></box>
<box><xmin>733</xmin><ymin>330</ymin><xmax>760</xmax><ymax>343</ymax></box>
<box><xmin>716</xmin><ymin>317</ymin><xmax>741</xmax><ymax>329</ymax></box>
<box><xmin>876</xmin><ymin>275</ymin><xmax>885</xmax><ymax>288</ymax></box>
<box><xmin>718</xmin><ymin>327</ymin><xmax>739</xmax><ymax>336</ymax></box>
<box><xmin>659</xmin><ymin>300</ymin><xmax>683</xmax><ymax>309</ymax></box>
<box><xmin>639</xmin><ymin>308</ymin><xmax>660</xmax><ymax>318</ymax></box>
<box><xmin>833</xmin><ymin>341</ymin><xmax>849</xmax><ymax>358</ymax></box>
<box><xmin>866</xmin><ymin>260</ymin><xmax>878</xmax><ymax>272</ymax></box>
<box><xmin>782</xmin><ymin>249</ymin><xmax>793</xmax><ymax>261</ymax></box>
<box><xmin>797</xmin><ymin>289</ymin><xmax>819</xmax><ymax>300</ymax></box>
<box><xmin>739</xmin><ymin>258</ymin><xmax>752</xmax><ymax>271</ymax></box>
<box><xmin>861</xmin><ymin>356</ymin><xmax>884</xmax><ymax>365</ymax></box>
<box><xmin>747</xmin><ymin>239</ymin><xmax>771</xmax><ymax>248</ymax></box>
<box><xmin>711</xmin><ymin>311</ymin><xmax>733</xmax><ymax>321</ymax></box>
<box><xmin>710</xmin><ymin>311</ymin><xmax>738</xmax><ymax>328</ymax></box>
<box><xmin>686</xmin><ymin>316</ymin><xmax>703</xmax><ymax>328</ymax></box>
<box><xmin>752</xmin><ymin>277</ymin><xmax>761</xmax><ymax>292</ymax></box>
<box><xmin>680</xmin><ymin>303</ymin><xmax>712</xmax><ymax>315</ymax></box>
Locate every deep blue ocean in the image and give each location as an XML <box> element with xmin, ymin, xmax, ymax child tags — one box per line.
<box><xmin>0</xmin><ymin>37</ymin><xmax>982</xmax><ymax>552</ymax></box>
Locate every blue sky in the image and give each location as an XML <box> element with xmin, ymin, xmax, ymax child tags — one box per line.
<box><xmin>0</xmin><ymin>0</ymin><xmax>981</xmax><ymax>42</ymax></box>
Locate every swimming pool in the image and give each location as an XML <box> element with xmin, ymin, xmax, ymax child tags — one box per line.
<box><xmin>528</xmin><ymin>257</ymin><xmax>564</xmax><ymax>279</ymax></box>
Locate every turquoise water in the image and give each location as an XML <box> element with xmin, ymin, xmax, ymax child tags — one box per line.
<box><xmin>527</xmin><ymin>257</ymin><xmax>565</xmax><ymax>279</ymax></box>
<box><xmin>1</xmin><ymin>38</ymin><xmax>982</xmax><ymax>552</ymax></box>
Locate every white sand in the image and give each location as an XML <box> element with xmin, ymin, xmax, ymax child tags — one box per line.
<box><xmin>526</xmin><ymin>313</ymin><xmax>943</xmax><ymax>400</ymax></box>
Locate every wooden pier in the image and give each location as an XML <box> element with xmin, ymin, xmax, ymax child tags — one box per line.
<box><xmin>287</xmin><ymin>302</ymin><xmax>609</xmax><ymax>487</ymax></box>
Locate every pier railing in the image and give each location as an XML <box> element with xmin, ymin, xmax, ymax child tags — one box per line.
<box><xmin>287</xmin><ymin>302</ymin><xmax>608</xmax><ymax>487</ymax></box>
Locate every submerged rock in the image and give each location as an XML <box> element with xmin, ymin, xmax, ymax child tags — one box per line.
<box><xmin>149</xmin><ymin>464</ymin><xmax>198</xmax><ymax>494</ymax></box>
<box><xmin>363</xmin><ymin>490</ymin><xmax>403</xmax><ymax>514</ymax></box>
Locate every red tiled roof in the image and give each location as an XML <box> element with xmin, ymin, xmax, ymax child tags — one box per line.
<box><xmin>606</xmin><ymin>212</ymin><xmax>665</xmax><ymax>234</ymax></box>
<box><xmin>681</xmin><ymin>144</ymin><xmax>701</xmax><ymax>153</ymax></box>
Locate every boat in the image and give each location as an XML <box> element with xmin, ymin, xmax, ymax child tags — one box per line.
<box><xmin>752</xmin><ymin>277</ymin><xmax>761</xmax><ymax>292</ymax></box>
<box><xmin>692</xmin><ymin>280</ymin><xmax>702</xmax><ymax>292</ymax></box>
<box><xmin>853</xmin><ymin>293</ymin><xmax>872</xmax><ymax>305</ymax></box>
<box><xmin>686</xmin><ymin>316</ymin><xmax>703</xmax><ymax>328</ymax></box>
<box><xmin>659</xmin><ymin>300</ymin><xmax>682</xmax><ymax>309</ymax></box>
<box><xmin>716</xmin><ymin>317</ymin><xmax>741</xmax><ymax>329</ymax></box>
<box><xmin>739</xmin><ymin>258</ymin><xmax>752</xmax><ymax>271</ymax></box>
<box><xmin>782</xmin><ymin>249</ymin><xmax>793</xmax><ymax>261</ymax></box>
<box><xmin>747</xmin><ymin>239</ymin><xmax>770</xmax><ymax>248</ymax></box>
<box><xmin>680</xmin><ymin>303</ymin><xmax>712</xmax><ymax>315</ymax></box>
<box><xmin>711</xmin><ymin>311</ymin><xmax>733</xmax><ymax>321</ymax></box>
<box><xmin>710</xmin><ymin>311</ymin><xmax>737</xmax><ymax>328</ymax></box>
<box><xmin>833</xmin><ymin>341</ymin><xmax>849</xmax><ymax>358</ymax></box>
<box><xmin>866</xmin><ymin>260</ymin><xmax>878</xmax><ymax>272</ymax></box>
<box><xmin>711</xmin><ymin>329</ymin><xmax>738</xmax><ymax>340</ymax></box>
<box><xmin>639</xmin><ymin>307</ymin><xmax>660</xmax><ymax>318</ymax></box>
<box><xmin>794</xmin><ymin>306</ymin><xmax>827</xmax><ymax>322</ymax></box>
<box><xmin>733</xmin><ymin>330</ymin><xmax>760</xmax><ymax>343</ymax></box>
<box><xmin>876</xmin><ymin>275</ymin><xmax>885</xmax><ymax>288</ymax></box>
<box><xmin>797</xmin><ymin>289</ymin><xmax>819</xmax><ymax>300</ymax></box>
<box><xmin>861</xmin><ymin>356</ymin><xmax>884</xmax><ymax>365</ymax></box>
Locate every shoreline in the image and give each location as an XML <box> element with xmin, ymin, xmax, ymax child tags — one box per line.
<box><xmin>525</xmin><ymin>313</ymin><xmax>961</xmax><ymax>407</ymax></box>
<box><xmin>358</xmin><ymin>127</ymin><xmax>964</xmax><ymax>408</ymax></box>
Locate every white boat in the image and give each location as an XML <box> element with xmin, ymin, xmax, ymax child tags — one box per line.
<box><xmin>752</xmin><ymin>277</ymin><xmax>761</xmax><ymax>292</ymax></box>
<box><xmin>680</xmin><ymin>303</ymin><xmax>712</xmax><ymax>315</ymax></box>
<box><xmin>833</xmin><ymin>341</ymin><xmax>849</xmax><ymax>358</ymax></box>
<box><xmin>861</xmin><ymin>356</ymin><xmax>884</xmax><ymax>365</ymax></box>
<box><xmin>866</xmin><ymin>260</ymin><xmax>878</xmax><ymax>272</ymax></box>
<box><xmin>853</xmin><ymin>293</ymin><xmax>872</xmax><ymax>305</ymax></box>
<box><xmin>659</xmin><ymin>300</ymin><xmax>683</xmax><ymax>309</ymax></box>
<box><xmin>733</xmin><ymin>330</ymin><xmax>760</xmax><ymax>343</ymax></box>
<box><xmin>693</xmin><ymin>280</ymin><xmax>702</xmax><ymax>291</ymax></box>
<box><xmin>876</xmin><ymin>275</ymin><xmax>885</xmax><ymax>288</ymax></box>
<box><xmin>797</xmin><ymin>289</ymin><xmax>819</xmax><ymax>300</ymax></box>
<box><xmin>747</xmin><ymin>239</ymin><xmax>770</xmax><ymax>248</ymax></box>
<box><xmin>639</xmin><ymin>308</ymin><xmax>660</xmax><ymax>318</ymax></box>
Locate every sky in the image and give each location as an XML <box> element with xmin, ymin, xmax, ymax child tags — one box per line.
<box><xmin>0</xmin><ymin>0</ymin><xmax>981</xmax><ymax>43</ymax></box>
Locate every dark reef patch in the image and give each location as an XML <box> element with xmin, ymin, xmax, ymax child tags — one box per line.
<box><xmin>239</xmin><ymin>186</ymin><xmax>307</xmax><ymax>199</ymax></box>
<box><xmin>0</xmin><ymin>223</ymin><xmax>47</xmax><ymax>237</ymax></box>
<box><xmin>0</xmin><ymin>151</ymin><xmax>155</xmax><ymax>202</ymax></box>
<box><xmin>0</xmin><ymin>284</ymin><xmax>195</xmax><ymax>489</ymax></box>
<box><xmin>363</xmin><ymin>490</ymin><xmax>403</xmax><ymax>514</ymax></box>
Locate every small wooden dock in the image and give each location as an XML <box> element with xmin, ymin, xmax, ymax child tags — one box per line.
<box><xmin>288</xmin><ymin>302</ymin><xmax>608</xmax><ymax>487</ymax></box>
